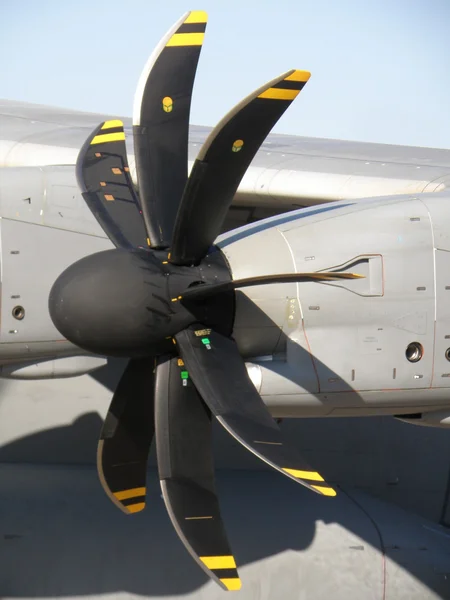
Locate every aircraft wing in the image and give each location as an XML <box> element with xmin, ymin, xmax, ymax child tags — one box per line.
<box><xmin>2</xmin><ymin>98</ymin><xmax>450</xmax><ymax>220</ymax></box>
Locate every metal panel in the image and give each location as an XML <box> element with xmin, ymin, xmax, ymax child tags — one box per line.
<box><xmin>0</xmin><ymin>218</ymin><xmax>112</xmax><ymax>356</ymax></box>
<box><xmin>283</xmin><ymin>198</ymin><xmax>435</xmax><ymax>394</ymax></box>
<box><xmin>432</xmin><ymin>250</ymin><xmax>450</xmax><ymax>386</ymax></box>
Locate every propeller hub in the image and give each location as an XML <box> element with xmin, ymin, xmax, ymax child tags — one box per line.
<box><xmin>49</xmin><ymin>247</ymin><xmax>233</xmax><ymax>357</ymax></box>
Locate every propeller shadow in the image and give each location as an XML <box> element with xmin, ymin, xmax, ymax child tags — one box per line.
<box><xmin>1</xmin><ymin>317</ymin><xmax>450</xmax><ymax>596</ymax></box>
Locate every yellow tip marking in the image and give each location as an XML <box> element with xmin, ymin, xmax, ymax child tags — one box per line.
<box><xmin>171</xmin><ymin>298</ymin><xmax>178</xmax><ymax>302</ymax></box>
<box><xmin>162</xmin><ymin>261</ymin><xmax>168</xmax><ymax>264</ymax></box>
<box><xmin>166</xmin><ymin>32</ymin><xmax>205</xmax><ymax>46</ymax></box>
<box><xmin>101</xmin><ymin>120</ymin><xmax>123</xmax><ymax>129</ymax></box>
<box><xmin>147</xmin><ymin>238</ymin><xmax>151</xmax><ymax>247</ymax></box>
<box><xmin>258</xmin><ymin>88</ymin><xmax>300</xmax><ymax>100</ymax></box>
<box><xmin>220</xmin><ymin>578</ymin><xmax>242</xmax><ymax>591</ymax></box>
<box><xmin>113</xmin><ymin>487</ymin><xmax>146</xmax><ymax>501</ymax></box>
<box><xmin>285</xmin><ymin>70</ymin><xmax>311</xmax><ymax>82</ymax></box>
<box><xmin>200</xmin><ymin>556</ymin><xmax>236</xmax><ymax>570</ymax></box>
<box><xmin>232</xmin><ymin>139</ymin><xmax>244</xmax><ymax>152</ymax></box>
<box><xmin>126</xmin><ymin>502</ymin><xmax>146</xmax><ymax>513</ymax></box>
<box><xmin>104</xmin><ymin>194</ymin><xmax>114</xmax><ymax>201</ymax></box>
<box><xmin>283</xmin><ymin>468</ymin><xmax>324</xmax><ymax>482</ymax></box>
<box><xmin>312</xmin><ymin>485</ymin><xmax>337</xmax><ymax>497</ymax></box>
<box><xmin>91</xmin><ymin>132</ymin><xmax>126</xmax><ymax>145</ymax></box>
<box><xmin>185</xmin><ymin>10</ymin><xmax>207</xmax><ymax>23</ymax></box>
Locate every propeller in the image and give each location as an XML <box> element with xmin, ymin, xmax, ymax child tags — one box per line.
<box><xmin>48</xmin><ymin>10</ymin><xmax>356</xmax><ymax>590</ymax></box>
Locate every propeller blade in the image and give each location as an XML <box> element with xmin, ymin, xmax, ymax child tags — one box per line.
<box><xmin>76</xmin><ymin>120</ymin><xmax>148</xmax><ymax>249</ymax></box>
<box><xmin>170</xmin><ymin>69</ymin><xmax>310</xmax><ymax>265</ymax></box>
<box><xmin>97</xmin><ymin>358</ymin><xmax>155</xmax><ymax>514</ymax></box>
<box><xmin>175</xmin><ymin>326</ymin><xmax>336</xmax><ymax>497</ymax></box>
<box><xmin>133</xmin><ymin>11</ymin><xmax>207</xmax><ymax>249</ymax></box>
<box><xmin>155</xmin><ymin>356</ymin><xmax>241</xmax><ymax>591</ymax></box>
<box><xmin>180</xmin><ymin>271</ymin><xmax>365</xmax><ymax>302</ymax></box>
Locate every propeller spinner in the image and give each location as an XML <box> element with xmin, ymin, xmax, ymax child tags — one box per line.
<box><xmin>48</xmin><ymin>10</ymin><xmax>355</xmax><ymax>590</ymax></box>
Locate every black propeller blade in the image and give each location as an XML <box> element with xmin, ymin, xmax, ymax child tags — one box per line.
<box><xmin>97</xmin><ymin>358</ymin><xmax>155</xmax><ymax>514</ymax></box>
<box><xmin>175</xmin><ymin>326</ymin><xmax>336</xmax><ymax>497</ymax></box>
<box><xmin>155</xmin><ymin>356</ymin><xmax>241</xmax><ymax>591</ymax></box>
<box><xmin>76</xmin><ymin>120</ymin><xmax>148</xmax><ymax>249</ymax></box>
<box><xmin>133</xmin><ymin>10</ymin><xmax>207</xmax><ymax>249</ymax></box>
<box><xmin>180</xmin><ymin>271</ymin><xmax>364</xmax><ymax>302</ymax></box>
<box><xmin>48</xmin><ymin>10</ymin><xmax>351</xmax><ymax>590</ymax></box>
<box><xmin>170</xmin><ymin>69</ymin><xmax>310</xmax><ymax>265</ymax></box>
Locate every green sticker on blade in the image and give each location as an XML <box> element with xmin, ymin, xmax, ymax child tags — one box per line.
<box><xmin>201</xmin><ymin>338</ymin><xmax>210</xmax><ymax>345</ymax></box>
<box><xmin>181</xmin><ymin>371</ymin><xmax>189</xmax><ymax>379</ymax></box>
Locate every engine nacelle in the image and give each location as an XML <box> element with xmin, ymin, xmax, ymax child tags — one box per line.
<box><xmin>0</xmin><ymin>356</ymin><xmax>106</xmax><ymax>380</ymax></box>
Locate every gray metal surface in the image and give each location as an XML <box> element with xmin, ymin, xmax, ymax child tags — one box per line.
<box><xmin>0</xmin><ymin>216</ymin><xmax>111</xmax><ymax>359</ymax></box>
<box><xmin>2</xmin><ymin>99</ymin><xmax>450</xmax><ymax>207</ymax></box>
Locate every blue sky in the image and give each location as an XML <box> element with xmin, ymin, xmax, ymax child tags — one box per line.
<box><xmin>1</xmin><ymin>0</ymin><xmax>450</xmax><ymax>148</ymax></box>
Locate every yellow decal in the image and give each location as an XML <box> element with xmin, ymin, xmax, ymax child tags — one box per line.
<box><xmin>166</xmin><ymin>32</ymin><xmax>205</xmax><ymax>46</ymax></box>
<box><xmin>185</xmin><ymin>10</ymin><xmax>207</xmax><ymax>23</ymax></box>
<box><xmin>113</xmin><ymin>487</ymin><xmax>146</xmax><ymax>501</ymax></box>
<box><xmin>200</xmin><ymin>555</ymin><xmax>236</xmax><ymax>569</ymax></box>
<box><xmin>162</xmin><ymin>96</ymin><xmax>173</xmax><ymax>113</ymax></box>
<box><xmin>91</xmin><ymin>132</ymin><xmax>126</xmax><ymax>145</ymax></box>
<box><xmin>232</xmin><ymin>139</ymin><xmax>244</xmax><ymax>153</ymax></box>
<box><xmin>177</xmin><ymin>358</ymin><xmax>184</xmax><ymax>367</ymax></box>
<box><xmin>312</xmin><ymin>485</ymin><xmax>337</xmax><ymax>497</ymax></box>
<box><xmin>127</xmin><ymin>503</ymin><xmax>145</xmax><ymax>513</ymax></box>
<box><xmin>285</xmin><ymin>70</ymin><xmax>311</xmax><ymax>82</ymax></box>
<box><xmin>282</xmin><ymin>468</ymin><xmax>324</xmax><ymax>481</ymax></box>
<box><xmin>104</xmin><ymin>194</ymin><xmax>115</xmax><ymax>201</ymax></box>
<box><xmin>220</xmin><ymin>578</ymin><xmax>242</xmax><ymax>591</ymax></box>
<box><xmin>101</xmin><ymin>120</ymin><xmax>123</xmax><ymax>129</ymax></box>
<box><xmin>258</xmin><ymin>88</ymin><xmax>299</xmax><ymax>100</ymax></box>
<box><xmin>100</xmin><ymin>181</ymin><xmax>106</xmax><ymax>187</ymax></box>
<box><xmin>194</xmin><ymin>328</ymin><xmax>211</xmax><ymax>336</ymax></box>
<box><xmin>111</xmin><ymin>167</ymin><xmax>122</xmax><ymax>175</ymax></box>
